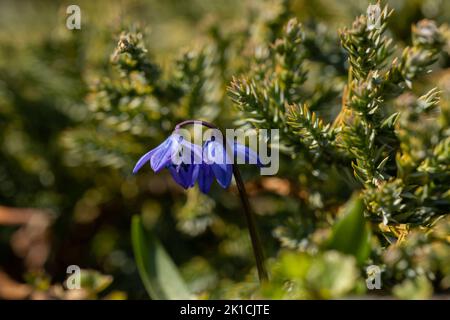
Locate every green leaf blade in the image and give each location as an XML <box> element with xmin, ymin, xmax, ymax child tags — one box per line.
<box><xmin>131</xmin><ymin>215</ymin><xmax>192</xmax><ymax>300</ymax></box>
<box><xmin>325</xmin><ymin>196</ymin><xmax>371</xmax><ymax>265</ymax></box>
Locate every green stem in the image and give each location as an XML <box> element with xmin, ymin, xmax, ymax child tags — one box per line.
<box><xmin>232</xmin><ymin>165</ymin><xmax>269</xmax><ymax>282</ymax></box>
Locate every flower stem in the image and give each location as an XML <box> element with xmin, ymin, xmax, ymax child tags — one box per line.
<box><xmin>232</xmin><ymin>165</ymin><xmax>269</xmax><ymax>282</ymax></box>
<box><xmin>174</xmin><ymin>119</ymin><xmax>217</xmax><ymax>130</ymax></box>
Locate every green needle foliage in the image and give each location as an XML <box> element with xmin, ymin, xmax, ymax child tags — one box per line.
<box><xmin>230</xmin><ymin>3</ymin><xmax>448</xmax><ymax>227</ymax></box>
<box><xmin>224</xmin><ymin>1</ymin><xmax>449</xmax><ymax>298</ymax></box>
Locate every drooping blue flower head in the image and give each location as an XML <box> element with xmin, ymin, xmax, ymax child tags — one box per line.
<box><xmin>133</xmin><ymin>129</ymin><xmax>262</xmax><ymax>194</ymax></box>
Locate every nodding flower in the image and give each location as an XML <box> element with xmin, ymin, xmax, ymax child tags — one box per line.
<box><xmin>133</xmin><ymin>120</ymin><xmax>269</xmax><ymax>282</ymax></box>
<box><xmin>132</xmin><ymin>122</ymin><xmax>261</xmax><ymax>194</ymax></box>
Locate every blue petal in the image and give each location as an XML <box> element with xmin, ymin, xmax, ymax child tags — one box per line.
<box><xmin>180</xmin><ymin>139</ymin><xmax>203</xmax><ymax>165</ymax></box>
<box><xmin>204</xmin><ymin>140</ymin><xmax>231</xmax><ymax>165</ymax></box>
<box><xmin>211</xmin><ymin>163</ymin><xmax>233</xmax><ymax>188</ymax></box>
<box><xmin>203</xmin><ymin>140</ymin><xmax>233</xmax><ymax>188</ymax></box>
<box><xmin>198</xmin><ymin>164</ymin><xmax>214</xmax><ymax>193</ymax></box>
<box><xmin>132</xmin><ymin>149</ymin><xmax>157</xmax><ymax>174</ymax></box>
<box><xmin>150</xmin><ymin>136</ymin><xmax>178</xmax><ymax>172</ymax></box>
<box><xmin>188</xmin><ymin>164</ymin><xmax>200</xmax><ymax>187</ymax></box>
<box><xmin>169</xmin><ymin>164</ymin><xmax>199</xmax><ymax>189</ymax></box>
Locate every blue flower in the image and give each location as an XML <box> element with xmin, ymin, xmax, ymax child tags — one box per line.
<box><xmin>133</xmin><ymin>131</ymin><xmax>261</xmax><ymax>194</ymax></box>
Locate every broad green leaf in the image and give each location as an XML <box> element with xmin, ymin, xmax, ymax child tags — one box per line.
<box><xmin>131</xmin><ymin>215</ymin><xmax>192</xmax><ymax>299</ymax></box>
<box><xmin>325</xmin><ymin>196</ymin><xmax>371</xmax><ymax>265</ymax></box>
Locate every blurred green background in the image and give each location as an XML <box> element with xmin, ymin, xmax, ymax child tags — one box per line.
<box><xmin>0</xmin><ymin>0</ymin><xmax>449</xmax><ymax>299</ymax></box>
